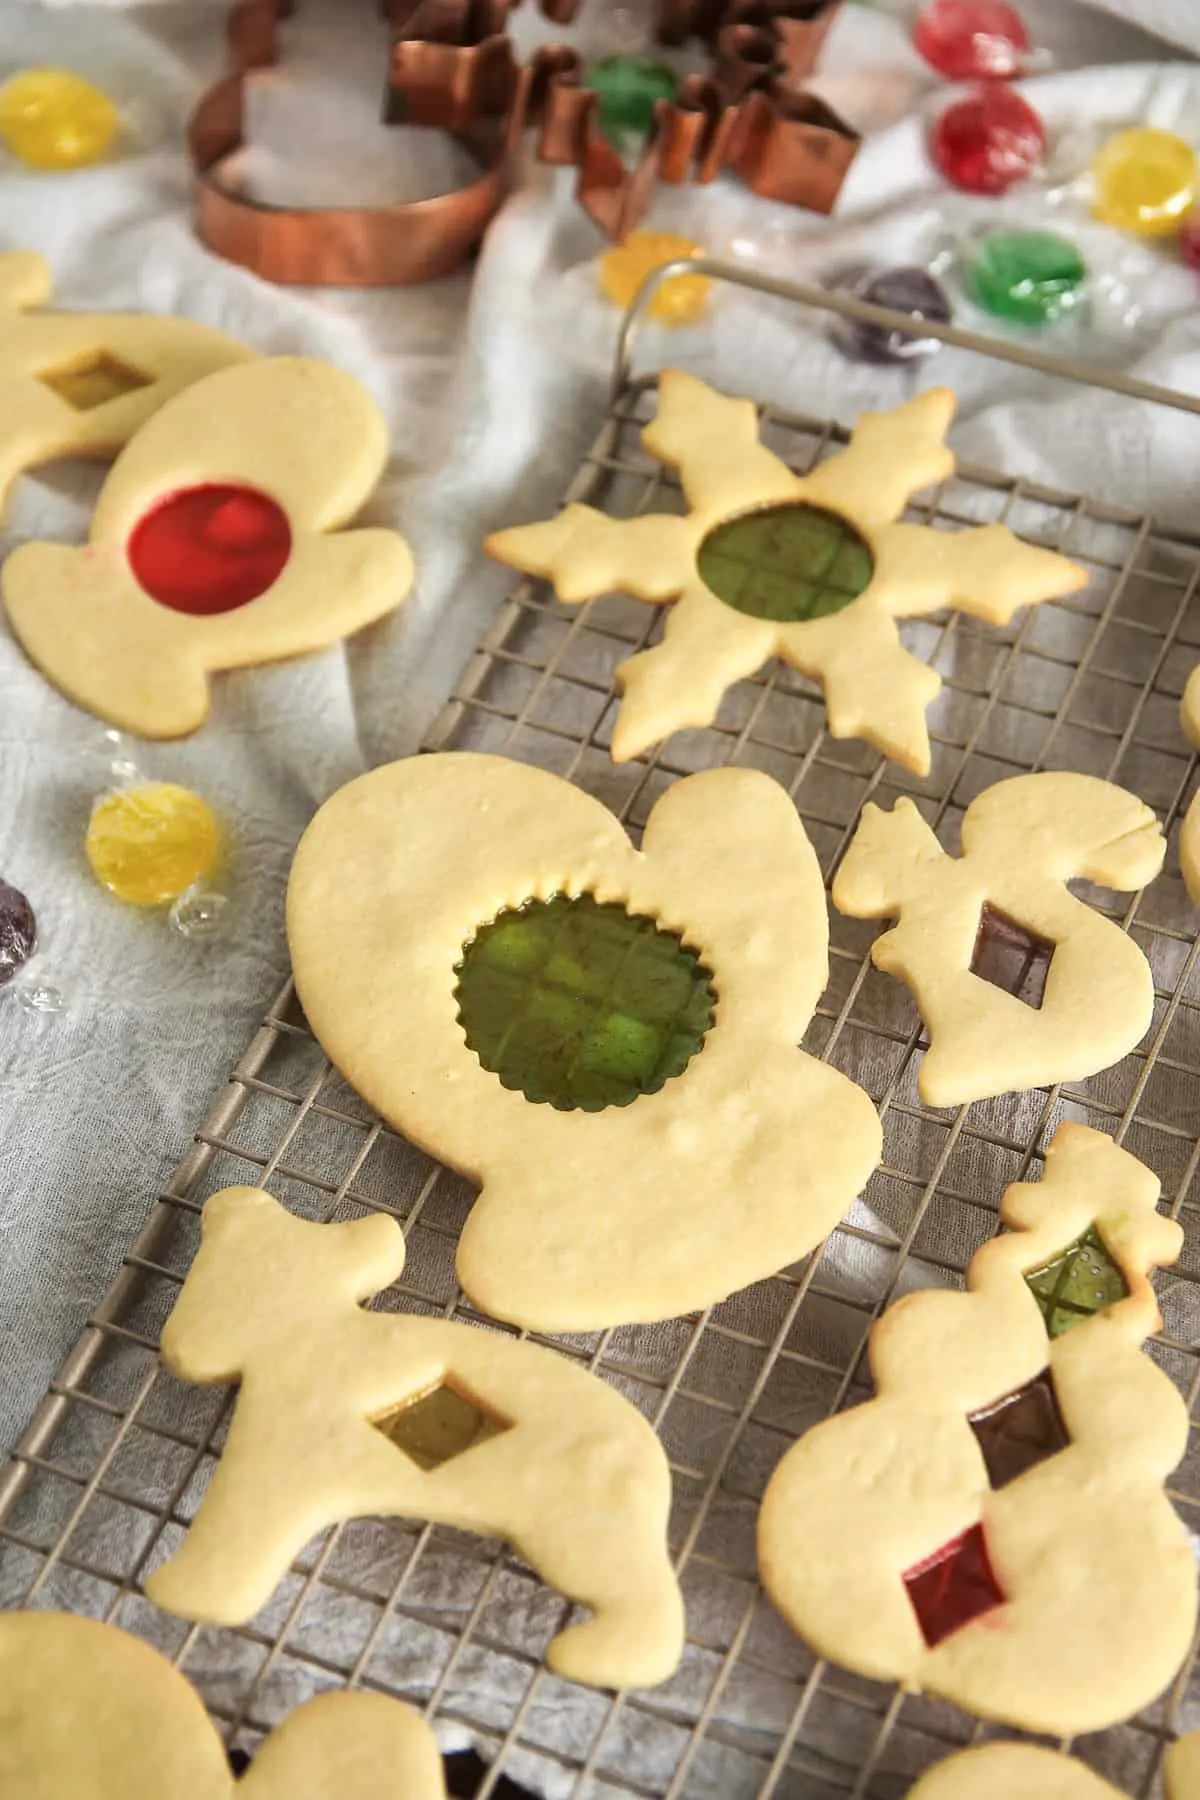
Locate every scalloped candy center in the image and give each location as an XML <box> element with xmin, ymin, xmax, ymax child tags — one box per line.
<box><xmin>454</xmin><ymin>893</ymin><xmax>716</xmax><ymax>1111</ymax></box>
<box><xmin>698</xmin><ymin>502</ymin><xmax>874</xmax><ymax>624</ymax></box>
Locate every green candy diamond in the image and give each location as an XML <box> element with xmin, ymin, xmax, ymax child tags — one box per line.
<box><xmin>1024</xmin><ymin>1226</ymin><xmax>1129</xmax><ymax>1338</ymax></box>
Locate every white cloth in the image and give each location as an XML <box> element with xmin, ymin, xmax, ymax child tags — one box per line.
<box><xmin>0</xmin><ymin>0</ymin><xmax>1196</xmax><ymax>1467</ymax></box>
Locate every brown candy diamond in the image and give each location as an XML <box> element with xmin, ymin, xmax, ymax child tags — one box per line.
<box><xmin>969</xmin><ymin>1370</ymin><xmax>1069</xmax><ymax>1489</ymax></box>
<box><xmin>970</xmin><ymin>902</ymin><xmax>1054</xmax><ymax>1009</ymax></box>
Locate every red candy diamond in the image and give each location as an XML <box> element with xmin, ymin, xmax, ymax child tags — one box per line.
<box><xmin>128</xmin><ymin>484</ymin><xmax>292</xmax><ymax>616</ymax></box>
<box><xmin>931</xmin><ymin>85</ymin><xmax>1046</xmax><ymax>196</ymax></box>
<box><xmin>903</xmin><ymin>1523</ymin><xmax>1005</xmax><ymax>1647</ymax></box>
<box><xmin>914</xmin><ymin>0</ymin><xmax>1030</xmax><ymax>81</ymax></box>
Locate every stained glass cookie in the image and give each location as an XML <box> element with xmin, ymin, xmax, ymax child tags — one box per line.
<box><xmin>3</xmin><ymin>356</ymin><xmax>414</xmax><ymax>736</ymax></box>
<box><xmin>758</xmin><ymin>1123</ymin><xmax>1193</xmax><ymax>1735</ymax></box>
<box><xmin>832</xmin><ymin>773</ymin><xmax>1165</xmax><ymax>1106</ymax></box>
<box><xmin>144</xmin><ymin>1186</ymin><xmax>684</xmax><ymax>1692</ymax></box>
<box><xmin>486</xmin><ymin>371</ymin><xmax>1085</xmax><ymax>773</ymax></box>
<box><xmin>287</xmin><ymin>751</ymin><xmax>881</xmax><ymax>1331</ymax></box>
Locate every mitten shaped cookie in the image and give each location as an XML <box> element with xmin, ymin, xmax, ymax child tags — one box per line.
<box><xmin>286</xmin><ymin>751</ymin><xmax>882</xmax><ymax>1331</ymax></box>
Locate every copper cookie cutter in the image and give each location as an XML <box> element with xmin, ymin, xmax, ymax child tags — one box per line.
<box><xmin>188</xmin><ymin>0</ymin><xmax>858</xmax><ymax>287</ymax></box>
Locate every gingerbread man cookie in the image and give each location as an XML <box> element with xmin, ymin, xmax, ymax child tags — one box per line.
<box><xmin>0</xmin><ymin>1610</ymin><xmax>445</xmax><ymax>1798</ymax></box>
<box><xmin>0</xmin><ymin>249</ymin><xmax>253</xmax><ymax>517</ymax></box>
<box><xmin>146</xmin><ymin>1186</ymin><xmax>684</xmax><ymax>1692</ymax></box>
<box><xmin>3</xmin><ymin>356</ymin><xmax>414</xmax><ymax>737</ymax></box>
<box><xmin>909</xmin><ymin>1738</ymin><xmax>1200</xmax><ymax>1800</ymax></box>
<box><xmin>758</xmin><ymin>1123</ymin><xmax>1193</xmax><ymax>1736</ymax></box>
<box><xmin>832</xmin><ymin>773</ymin><xmax>1165</xmax><ymax>1106</ymax></box>
<box><xmin>486</xmin><ymin>371</ymin><xmax>1085</xmax><ymax>773</ymax></box>
<box><xmin>286</xmin><ymin>752</ymin><xmax>882</xmax><ymax>1332</ymax></box>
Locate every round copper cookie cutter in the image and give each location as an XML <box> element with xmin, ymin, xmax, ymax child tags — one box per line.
<box><xmin>188</xmin><ymin>0</ymin><xmax>550</xmax><ymax>286</ymax></box>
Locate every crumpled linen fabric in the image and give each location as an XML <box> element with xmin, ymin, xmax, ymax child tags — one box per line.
<box><xmin>0</xmin><ymin>0</ymin><xmax>1196</xmax><ymax>1568</ymax></box>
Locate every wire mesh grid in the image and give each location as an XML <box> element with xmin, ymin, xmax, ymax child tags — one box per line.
<box><xmin>4</xmin><ymin>354</ymin><xmax>1200</xmax><ymax>1800</ymax></box>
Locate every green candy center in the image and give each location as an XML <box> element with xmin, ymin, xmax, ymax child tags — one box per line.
<box><xmin>454</xmin><ymin>893</ymin><xmax>716</xmax><ymax>1112</ymax></box>
<box><xmin>698</xmin><ymin>502</ymin><xmax>874</xmax><ymax>624</ymax></box>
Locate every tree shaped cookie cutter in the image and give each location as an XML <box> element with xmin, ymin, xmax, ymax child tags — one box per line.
<box><xmin>0</xmin><ymin>1610</ymin><xmax>447</xmax><ymax>1797</ymax></box>
<box><xmin>757</xmin><ymin>1122</ymin><xmax>1195</xmax><ymax>1736</ymax></box>
<box><xmin>286</xmin><ymin>751</ymin><xmax>882</xmax><ymax>1332</ymax></box>
<box><xmin>188</xmin><ymin>0</ymin><xmax>856</xmax><ymax>285</ymax></box>
<box><xmin>1</xmin><ymin>356</ymin><xmax>415</xmax><ymax>738</ymax></box>
<box><xmin>144</xmin><ymin>1187</ymin><xmax>685</xmax><ymax>1693</ymax></box>
<box><xmin>488</xmin><ymin>372</ymin><xmax>1087</xmax><ymax>772</ymax></box>
<box><xmin>832</xmin><ymin>772</ymin><xmax>1166</xmax><ymax>1107</ymax></box>
<box><xmin>0</xmin><ymin>250</ymin><xmax>253</xmax><ymax>521</ymax></box>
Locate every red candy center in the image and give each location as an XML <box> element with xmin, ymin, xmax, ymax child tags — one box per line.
<box><xmin>128</xmin><ymin>485</ymin><xmax>292</xmax><ymax>616</ymax></box>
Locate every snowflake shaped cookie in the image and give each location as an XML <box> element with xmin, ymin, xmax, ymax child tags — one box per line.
<box><xmin>487</xmin><ymin>371</ymin><xmax>1086</xmax><ymax>772</ymax></box>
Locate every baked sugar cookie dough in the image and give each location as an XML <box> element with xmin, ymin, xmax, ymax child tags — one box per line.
<box><xmin>486</xmin><ymin>370</ymin><xmax>1085</xmax><ymax>773</ymax></box>
<box><xmin>758</xmin><ymin>1123</ymin><xmax>1194</xmax><ymax>1737</ymax></box>
<box><xmin>907</xmin><ymin>1744</ymin><xmax>1130</xmax><ymax>1800</ymax></box>
<box><xmin>145</xmin><ymin>1187</ymin><xmax>684</xmax><ymax>1692</ymax></box>
<box><xmin>909</xmin><ymin>1739</ymin><xmax>1200</xmax><ymax>1800</ymax></box>
<box><xmin>0</xmin><ymin>1610</ymin><xmax>446</xmax><ymax>1798</ymax></box>
<box><xmin>2</xmin><ymin>356</ymin><xmax>414</xmax><ymax>738</ymax></box>
<box><xmin>286</xmin><ymin>752</ymin><xmax>882</xmax><ymax>1331</ymax></box>
<box><xmin>832</xmin><ymin>772</ymin><xmax>1165</xmax><ymax>1106</ymax></box>
<box><xmin>1178</xmin><ymin>664</ymin><xmax>1200</xmax><ymax>907</ymax></box>
<box><xmin>0</xmin><ymin>249</ymin><xmax>253</xmax><ymax>516</ymax></box>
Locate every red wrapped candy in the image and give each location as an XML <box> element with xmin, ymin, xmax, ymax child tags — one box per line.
<box><xmin>914</xmin><ymin>0</ymin><xmax>1030</xmax><ymax>81</ymax></box>
<box><xmin>931</xmin><ymin>85</ymin><xmax>1045</xmax><ymax>196</ymax></box>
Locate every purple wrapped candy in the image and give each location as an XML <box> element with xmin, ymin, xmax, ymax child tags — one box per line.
<box><xmin>0</xmin><ymin>878</ymin><xmax>36</xmax><ymax>987</ymax></box>
<box><xmin>832</xmin><ymin>265</ymin><xmax>953</xmax><ymax>365</ymax></box>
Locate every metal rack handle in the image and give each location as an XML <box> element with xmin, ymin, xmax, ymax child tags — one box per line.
<box><xmin>614</xmin><ymin>254</ymin><xmax>1200</xmax><ymax>419</ymax></box>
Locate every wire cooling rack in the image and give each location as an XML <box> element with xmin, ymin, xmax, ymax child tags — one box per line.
<box><xmin>4</xmin><ymin>263</ymin><xmax>1200</xmax><ymax>1800</ymax></box>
